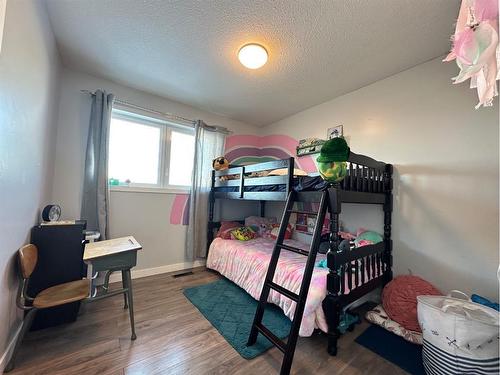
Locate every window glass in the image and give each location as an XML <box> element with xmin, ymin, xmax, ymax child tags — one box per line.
<box><xmin>169</xmin><ymin>131</ymin><xmax>195</xmax><ymax>186</ymax></box>
<box><xmin>108</xmin><ymin>108</ymin><xmax>195</xmax><ymax>189</ymax></box>
<box><xmin>108</xmin><ymin>117</ymin><xmax>161</xmax><ymax>185</ymax></box>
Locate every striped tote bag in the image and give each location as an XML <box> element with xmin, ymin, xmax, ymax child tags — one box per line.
<box><xmin>417</xmin><ymin>293</ymin><xmax>499</xmax><ymax>375</ymax></box>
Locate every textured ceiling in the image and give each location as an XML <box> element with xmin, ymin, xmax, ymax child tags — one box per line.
<box><xmin>45</xmin><ymin>0</ymin><xmax>460</xmax><ymax>126</ymax></box>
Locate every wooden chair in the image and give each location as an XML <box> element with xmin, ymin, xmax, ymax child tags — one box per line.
<box><xmin>5</xmin><ymin>244</ymin><xmax>90</xmax><ymax>372</ymax></box>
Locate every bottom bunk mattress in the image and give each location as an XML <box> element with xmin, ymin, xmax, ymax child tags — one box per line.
<box><xmin>207</xmin><ymin>237</ymin><xmax>379</xmax><ymax>337</ymax></box>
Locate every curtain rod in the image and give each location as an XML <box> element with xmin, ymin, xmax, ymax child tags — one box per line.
<box><xmin>80</xmin><ymin>90</ymin><xmax>232</xmax><ymax>134</ymax></box>
<box><xmin>81</xmin><ymin>90</ymin><xmax>232</xmax><ymax>134</ymax></box>
<box><xmin>80</xmin><ymin>89</ymin><xmax>195</xmax><ymax>125</ymax></box>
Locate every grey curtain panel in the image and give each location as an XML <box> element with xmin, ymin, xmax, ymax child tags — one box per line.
<box><xmin>187</xmin><ymin>120</ymin><xmax>227</xmax><ymax>259</ymax></box>
<box><xmin>81</xmin><ymin>90</ymin><xmax>114</xmax><ymax>239</ymax></box>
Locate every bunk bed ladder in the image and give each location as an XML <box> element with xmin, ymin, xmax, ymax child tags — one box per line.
<box><xmin>247</xmin><ymin>189</ymin><xmax>329</xmax><ymax>375</ymax></box>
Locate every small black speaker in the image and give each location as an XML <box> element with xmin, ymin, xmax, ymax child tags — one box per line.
<box><xmin>28</xmin><ymin>221</ymin><xmax>86</xmax><ymax>330</ymax></box>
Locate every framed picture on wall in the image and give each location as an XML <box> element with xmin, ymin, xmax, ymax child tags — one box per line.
<box><xmin>296</xmin><ymin>138</ymin><xmax>325</xmax><ymax>156</ymax></box>
<box><xmin>327</xmin><ymin>125</ymin><xmax>343</xmax><ymax>139</ymax></box>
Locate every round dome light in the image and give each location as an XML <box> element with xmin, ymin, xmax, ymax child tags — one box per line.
<box><xmin>238</xmin><ymin>44</ymin><xmax>268</xmax><ymax>69</ymax></box>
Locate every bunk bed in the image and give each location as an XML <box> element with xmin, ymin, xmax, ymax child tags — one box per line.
<box><xmin>206</xmin><ymin>152</ymin><xmax>393</xmax><ymax>357</ymax></box>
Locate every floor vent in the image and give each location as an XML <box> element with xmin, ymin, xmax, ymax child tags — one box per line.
<box><xmin>172</xmin><ymin>271</ymin><xmax>194</xmax><ymax>278</ymax></box>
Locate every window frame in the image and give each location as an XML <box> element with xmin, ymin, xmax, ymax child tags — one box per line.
<box><xmin>109</xmin><ymin>106</ymin><xmax>195</xmax><ymax>193</ymax></box>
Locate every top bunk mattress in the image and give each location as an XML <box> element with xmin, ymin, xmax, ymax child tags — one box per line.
<box><xmin>213</xmin><ymin>175</ymin><xmax>328</xmax><ymax>193</ymax></box>
<box><xmin>206</xmin><ymin>237</ymin><xmax>380</xmax><ymax>337</ymax></box>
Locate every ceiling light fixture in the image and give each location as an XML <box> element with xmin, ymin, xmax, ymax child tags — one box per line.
<box><xmin>238</xmin><ymin>43</ymin><xmax>268</xmax><ymax>69</ymax></box>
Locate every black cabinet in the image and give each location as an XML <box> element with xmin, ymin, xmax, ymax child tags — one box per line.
<box><xmin>29</xmin><ymin>221</ymin><xmax>86</xmax><ymax>330</ymax></box>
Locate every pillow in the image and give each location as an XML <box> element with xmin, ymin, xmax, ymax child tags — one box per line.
<box><xmin>354</xmin><ymin>230</ymin><xmax>383</xmax><ymax>247</ymax></box>
<box><xmin>382</xmin><ymin>275</ymin><xmax>441</xmax><ymax>332</ymax></box>
<box><xmin>268</xmin><ymin>168</ymin><xmax>307</xmax><ymax>176</ymax></box>
<box><xmin>245</xmin><ymin>216</ymin><xmax>277</xmax><ymax>236</ymax></box>
<box><xmin>216</xmin><ymin>221</ymin><xmax>241</xmax><ymax>239</ymax></box>
<box><xmin>230</xmin><ymin>226</ymin><xmax>257</xmax><ymax>241</ymax></box>
<box><xmin>365</xmin><ymin>305</ymin><xmax>423</xmax><ymax>345</ymax></box>
<box><xmin>268</xmin><ymin>223</ymin><xmax>293</xmax><ymax>240</ymax></box>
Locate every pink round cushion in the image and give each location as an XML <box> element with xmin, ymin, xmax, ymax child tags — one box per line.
<box><xmin>382</xmin><ymin>275</ymin><xmax>441</xmax><ymax>332</ymax></box>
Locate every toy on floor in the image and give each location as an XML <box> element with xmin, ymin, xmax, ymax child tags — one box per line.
<box><xmin>316</xmin><ymin>137</ymin><xmax>349</xmax><ymax>183</ymax></box>
<box><xmin>338</xmin><ymin>311</ymin><xmax>360</xmax><ymax>334</ymax></box>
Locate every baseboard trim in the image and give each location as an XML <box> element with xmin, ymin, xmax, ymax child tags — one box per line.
<box><xmin>108</xmin><ymin>260</ymin><xmax>206</xmax><ymax>283</ymax></box>
<box><xmin>0</xmin><ymin>322</ymin><xmax>23</xmax><ymax>373</ymax></box>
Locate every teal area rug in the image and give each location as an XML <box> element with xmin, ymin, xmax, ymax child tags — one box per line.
<box><xmin>183</xmin><ymin>278</ymin><xmax>291</xmax><ymax>359</ymax></box>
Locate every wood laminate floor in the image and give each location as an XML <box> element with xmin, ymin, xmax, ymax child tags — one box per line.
<box><xmin>8</xmin><ymin>268</ymin><xmax>407</xmax><ymax>375</ymax></box>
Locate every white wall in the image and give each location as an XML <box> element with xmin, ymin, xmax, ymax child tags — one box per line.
<box><xmin>0</xmin><ymin>0</ymin><xmax>61</xmax><ymax>366</ymax></box>
<box><xmin>262</xmin><ymin>58</ymin><xmax>499</xmax><ymax>300</ymax></box>
<box><xmin>108</xmin><ymin>192</ymin><xmax>260</xmax><ymax>270</ymax></box>
<box><xmin>52</xmin><ymin>68</ymin><xmax>259</xmax><ymax>271</ymax></box>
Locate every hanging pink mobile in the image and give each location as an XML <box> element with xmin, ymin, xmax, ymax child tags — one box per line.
<box><xmin>444</xmin><ymin>0</ymin><xmax>499</xmax><ymax>108</ymax></box>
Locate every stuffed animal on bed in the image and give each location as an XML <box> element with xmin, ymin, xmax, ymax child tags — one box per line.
<box><xmin>212</xmin><ymin>156</ymin><xmax>229</xmax><ymax>171</ymax></box>
<box><xmin>212</xmin><ymin>156</ymin><xmax>238</xmax><ymax>182</ymax></box>
<box><xmin>316</xmin><ymin>137</ymin><xmax>349</xmax><ymax>183</ymax></box>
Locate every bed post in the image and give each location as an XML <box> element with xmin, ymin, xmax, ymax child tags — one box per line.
<box><xmin>207</xmin><ymin>170</ymin><xmax>216</xmax><ymax>253</ymax></box>
<box><xmin>322</xmin><ymin>186</ymin><xmax>342</xmax><ymax>356</ymax></box>
<box><xmin>383</xmin><ymin>164</ymin><xmax>393</xmax><ymax>285</ymax></box>
<box><xmin>259</xmin><ymin>201</ymin><xmax>266</xmax><ymax>217</ymax></box>
<box><xmin>286</xmin><ymin>157</ymin><xmax>294</xmax><ymax>193</ymax></box>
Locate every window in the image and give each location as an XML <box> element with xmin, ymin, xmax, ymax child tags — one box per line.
<box><xmin>108</xmin><ymin>107</ymin><xmax>195</xmax><ymax>190</ymax></box>
<box><xmin>168</xmin><ymin>130</ymin><xmax>195</xmax><ymax>186</ymax></box>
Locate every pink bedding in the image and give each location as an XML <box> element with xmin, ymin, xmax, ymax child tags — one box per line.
<box><xmin>207</xmin><ymin>237</ymin><xmax>377</xmax><ymax>337</ymax></box>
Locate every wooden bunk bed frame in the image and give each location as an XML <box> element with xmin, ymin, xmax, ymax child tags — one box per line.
<box><xmin>207</xmin><ymin>152</ymin><xmax>393</xmax><ymax>357</ymax></box>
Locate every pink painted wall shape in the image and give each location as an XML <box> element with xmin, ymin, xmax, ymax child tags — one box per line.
<box><xmin>169</xmin><ymin>193</ymin><xmax>190</xmax><ymax>225</ymax></box>
<box><xmin>224</xmin><ymin>134</ymin><xmax>316</xmax><ymax>172</ymax></box>
<box><xmin>169</xmin><ymin>134</ymin><xmax>317</xmax><ymax>225</ymax></box>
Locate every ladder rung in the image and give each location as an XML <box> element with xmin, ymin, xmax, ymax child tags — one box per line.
<box><xmin>255</xmin><ymin>323</ymin><xmax>287</xmax><ymax>353</ymax></box>
<box><xmin>287</xmin><ymin>210</ymin><xmax>318</xmax><ymax>216</ymax></box>
<box><xmin>268</xmin><ymin>281</ymin><xmax>299</xmax><ymax>302</ymax></box>
<box><xmin>278</xmin><ymin>243</ymin><xmax>309</xmax><ymax>256</ymax></box>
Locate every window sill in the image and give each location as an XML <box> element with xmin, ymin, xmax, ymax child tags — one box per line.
<box><xmin>110</xmin><ymin>186</ymin><xmax>190</xmax><ymax>195</ymax></box>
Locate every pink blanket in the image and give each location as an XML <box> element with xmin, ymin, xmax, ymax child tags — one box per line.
<box><xmin>207</xmin><ymin>237</ymin><xmax>372</xmax><ymax>336</ymax></box>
